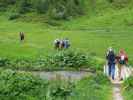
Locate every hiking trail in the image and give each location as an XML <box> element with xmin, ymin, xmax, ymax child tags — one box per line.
<box><xmin>112</xmin><ymin>81</ymin><xmax>124</xmax><ymax>100</ymax></box>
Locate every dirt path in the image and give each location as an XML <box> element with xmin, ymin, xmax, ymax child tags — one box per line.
<box><xmin>112</xmin><ymin>81</ymin><xmax>124</xmax><ymax>100</ymax></box>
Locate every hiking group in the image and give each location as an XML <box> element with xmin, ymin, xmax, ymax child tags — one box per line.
<box><xmin>19</xmin><ymin>32</ymin><xmax>71</xmax><ymax>50</ymax></box>
<box><xmin>54</xmin><ymin>38</ymin><xmax>70</xmax><ymax>49</ymax></box>
<box><xmin>105</xmin><ymin>47</ymin><xmax>130</xmax><ymax>81</ymax></box>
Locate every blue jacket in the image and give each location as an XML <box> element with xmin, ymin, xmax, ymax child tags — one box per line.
<box><xmin>106</xmin><ymin>51</ymin><xmax>116</xmax><ymax>64</ymax></box>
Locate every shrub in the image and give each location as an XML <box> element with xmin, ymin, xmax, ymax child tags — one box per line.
<box><xmin>123</xmin><ymin>76</ymin><xmax>133</xmax><ymax>90</ymax></box>
<box><xmin>0</xmin><ymin>50</ymin><xmax>105</xmax><ymax>71</ymax></box>
<box><xmin>70</xmin><ymin>73</ymin><xmax>111</xmax><ymax>100</ymax></box>
<box><xmin>34</xmin><ymin>0</ymin><xmax>49</xmax><ymax>14</ymax></box>
<box><xmin>0</xmin><ymin>69</ymin><xmax>49</xmax><ymax>100</ymax></box>
<box><xmin>49</xmin><ymin>79</ymin><xmax>74</xmax><ymax>100</ymax></box>
<box><xmin>0</xmin><ymin>57</ymin><xmax>9</xmax><ymax>67</ymax></box>
<box><xmin>0</xmin><ymin>69</ymin><xmax>75</xmax><ymax>100</ymax></box>
<box><xmin>88</xmin><ymin>57</ymin><xmax>105</xmax><ymax>71</ymax></box>
<box><xmin>17</xmin><ymin>0</ymin><xmax>31</xmax><ymax>14</ymax></box>
<box><xmin>9</xmin><ymin>58</ymin><xmax>33</xmax><ymax>70</ymax></box>
<box><xmin>8</xmin><ymin>13</ymin><xmax>20</xmax><ymax>20</ymax></box>
<box><xmin>46</xmin><ymin>50</ymin><xmax>89</xmax><ymax>69</ymax></box>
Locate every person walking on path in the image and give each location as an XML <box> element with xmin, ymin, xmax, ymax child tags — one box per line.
<box><xmin>19</xmin><ymin>32</ymin><xmax>25</xmax><ymax>42</ymax></box>
<box><xmin>106</xmin><ymin>47</ymin><xmax>116</xmax><ymax>80</ymax></box>
<box><xmin>64</xmin><ymin>38</ymin><xmax>70</xmax><ymax>49</ymax></box>
<box><xmin>54</xmin><ymin>39</ymin><xmax>60</xmax><ymax>49</ymax></box>
<box><xmin>117</xmin><ymin>49</ymin><xmax>128</xmax><ymax>80</ymax></box>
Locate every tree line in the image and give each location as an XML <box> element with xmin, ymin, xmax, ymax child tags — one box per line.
<box><xmin>0</xmin><ymin>0</ymin><xmax>85</xmax><ymax>20</ymax></box>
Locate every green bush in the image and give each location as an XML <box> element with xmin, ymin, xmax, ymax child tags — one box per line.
<box><xmin>0</xmin><ymin>50</ymin><xmax>105</xmax><ymax>71</ymax></box>
<box><xmin>0</xmin><ymin>57</ymin><xmax>9</xmax><ymax>67</ymax></box>
<box><xmin>8</xmin><ymin>13</ymin><xmax>20</xmax><ymax>20</ymax></box>
<box><xmin>123</xmin><ymin>76</ymin><xmax>133</xmax><ymax>100</ymax></box>
<box><xmin>88</xmin><ymin>57</ymin><xmax>105</xmax><ymax>71</ymax></box>
<box><xmin>123</xmin><ymin>76</ymin><xmax>133</xmax><ymax>90</ymax></box>
<box><xmin>46</xmin><ymin>50</ymin><xmax>89</xmax><ymax>69</ymax></box>
<box><xmin>70</xmin><ymin>73</ymin><xmax>111</xmax><ymax>100</ymax></box>
<box><xmin>0</xmin><ymin>69</ymin><xmax>111</xmax><ymax>100</ymax></box>
<box><xmin>0</xmin><ymin>69</ymin><xmax>75</xmax><ymax>100</ymax></box>
<box><xmin>0</xmin><ymin>69</ymin><xmax>49</xmax><ymax>100</ymax></box>
<box><xmin>34</xmin><ymin>0</ymin><xmax>49</xmax><ymax>14</ymax></box>
<box><xmin>0</xmin><ymin>0</ymin><xmax>85</xmax><ymax>20</ymax></box>
<box><xmin>16</xmin><ymin>0</ymin><xmax>31</xmax><ymax>14</ymax></box>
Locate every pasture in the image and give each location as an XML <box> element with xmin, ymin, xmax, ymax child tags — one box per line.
<box><xmin>0</xmin><ymin>15</ymin><xmax>133</xmax><ymax>60</ymax></box>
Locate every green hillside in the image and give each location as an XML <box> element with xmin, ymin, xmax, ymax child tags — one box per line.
<box><xmin>0</xmin><ymin>0</ymin><xmax>133</xmax><ymax>67</ymax></box>
<box><xmin>0</xmin><ymin>1</ymin><xmax>133</xmax><ymax>100</ymax></box>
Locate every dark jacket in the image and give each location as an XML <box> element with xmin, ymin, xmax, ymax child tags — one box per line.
<box><xmin>106</xmin><ymin>51</ymin><xmax>116</xmax><ymax>64</ymax></box>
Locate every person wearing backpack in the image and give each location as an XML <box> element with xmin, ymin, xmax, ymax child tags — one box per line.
<box><xmin>64</xmin><ymin>38</ymin><xmax>70</xmax><ymax>49</ymax></box>
<box><xmin>106</xmin><ymin>47</ymin><xmax>116</xmax><ymax>80</ymax></box>
<box><xmin>117</xmin><ymin>49</ymin><xmax>128</xmax><ymax>80</ymax></box>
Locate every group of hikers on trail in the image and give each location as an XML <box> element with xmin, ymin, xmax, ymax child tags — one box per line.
<box><xmin>19</xmin><ymin>32</ymin><xmax>71</xmax><ymax>50</ymax></box>
<box><xmin>54</xmin><ymin>38</ymin><xmax>70</xmax><ymax>49</ymax></box>
<box><xmin>106</xmin><ymin>47</ymin><xmax>129</xmax><ymax>81</ymax></box>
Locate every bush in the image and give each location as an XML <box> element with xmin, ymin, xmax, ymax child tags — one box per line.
<box><xmin>123</xmin><ymin>76</ymin><xmax>133</xmax><ymax>90</ymax></box>
<box><xmin>1</xmin><ymin>0</ymin><xmax>85</xmax><ymax>20</ymax></box>
<box><xmin>17</xmin><ymin>0</ymin><xmax>31</xmax><ymax>14</ymax></box>
<box><xmin>0</xmin><ymin>50</ymin><xmax>105</xmax><ymax>71</ymax></box>
<box><xmin>49</xmin><ymin>79</ymin><xmax>75</xmax><ymax>100</ymax></box>
<box><xmin>88</xmin><ymin>57</ymin><xmax>105</xmax><ymax>71</ymax></box>
<box><xmin>70</xmin><ymin>73</ymin><xmax>111</xmax><ymax>100</ymax></box>
<box><xmin>0</xmin><ymin>69</ymin><xmax>49</xmax><ymax>100</ymax></box>
<box><xmin>8</xmin><ymin>13</ymin><xmax>20</xmax><ymax>20</ymax></box>
<box><xmin>0</xmin><ymin>57</ymin><xmax>9</xmax><ymax>67</ymax></box>
<box><xmin>34</xmin><ymin>0</ymin><xmax>49</xmax><ymax>14</ymax></box>
<box><xmin>8</xmin><ymin>57</ymin><xmax>33</xmax><ymax>70</ymax></box>
<box><xmin>0</xmin><ymin>69</ymin><xmax>75</xmax><ymax>100</ymax></box>
<box><xmin>46</xmin><ymin>50</ymin><xmax>89</xmax><ymax>69</ymax></box>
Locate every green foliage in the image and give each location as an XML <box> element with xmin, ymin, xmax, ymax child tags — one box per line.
<box><xmin>16</xmin><ymin>0</ymin><xmax>31</xmax><ymax>14</ymax></box>
<box><xmin>0</xmin><ymin>69</ymin><xmax>49</xmax><ymax>100</ymax></box>
<box><xmin>8</xmin><ymin>13</ymin><xmax>20</xmax><ymax>20</ymax></box>
<box><xmin>88</xmin><ymin>57</ymin><xmax>105</xmax><ymax>71</ymax></box>
<box><xmin>46</xmin><ymin>50</ymin><xmax>89</xmax><ymax>69</ymax></box>
<box><xmin>69</xmin><ymin>73</ymin><xmax>111</xmax><ymax>100</ymax></box>
<box><xmin>0</xmin><ymin>50</ymin><xmax>104</xmax><ymax>71</ymax></box>
<box><xmin>123</xmin><ymin>76</ymin><xmax>133</xmax><ymax>90</ymax></box>
<box><xmin>123</xmin><ymin>76</ymin><xmax>133</xmax><ymax>100</ymax></box>
<box><xmin>0</xmin><ymin>57</ymin><xmax>9</xmax><ymax>67</ymax></box>
<box><xmin>34</xmin><ymin>0</ymin><xmax>49</xmax><ymax>14</ymax></box>
<box><xmin>0</xmin><ymin>69</ymin><xmax>112</xmax><ymax>100</ymax></box>
<box><xmin>0</xmin><ymin>0</ymin><xmax>16</xmax><ymax>5</ymax></box>
<box><xmin>49</xmin><ymin>80</ymin><xmax>74</xmax><ymax>100</ymax></box>
<box><xmin>0</xmin><ymin>0</ymin><xmax>85</xmax><ymax>20</ymax></box>
<box><xmin>112</xmin><ymin>0</ymin><xmax>133</xmax><ymax>9</ymax></box>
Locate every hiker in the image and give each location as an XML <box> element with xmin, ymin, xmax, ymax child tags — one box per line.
<box><xmin>60</xmin><ymin>40</ymin><xmax>65</xmax><ymax>49</ymax></box>
<box><xmin>106</xmin><ymin>47</ymin><xmax>116</xmax><ymax>80</ymax></box>
<box><xmin>117</xmin><ymin>49</ymin><xmax>128</xmax><ymax>80</ymax></box>
<box><xmin>20</xmin><ymin>32</ymin><xmax>25</xmax><ymax>42</ymax></box>
<box><xmin>64</xmin><ymin>38</ymin><xmax>70</xmax><ymax>49</ymax></box>
<box><xmin>54</xmin><ymin>39</ymin><xmax>60</xmax><ymax>49</ymax></box>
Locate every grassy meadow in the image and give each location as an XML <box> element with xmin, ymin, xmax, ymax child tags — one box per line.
<box><xmin>1</xmin><ymin>12</ymin><xmax>133</xmax><ymax>59</ymax></box>
<box><xmin>0</xmin><ymin>0</ymin><xmax>133</xmax><ymax>100</ymax></box>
